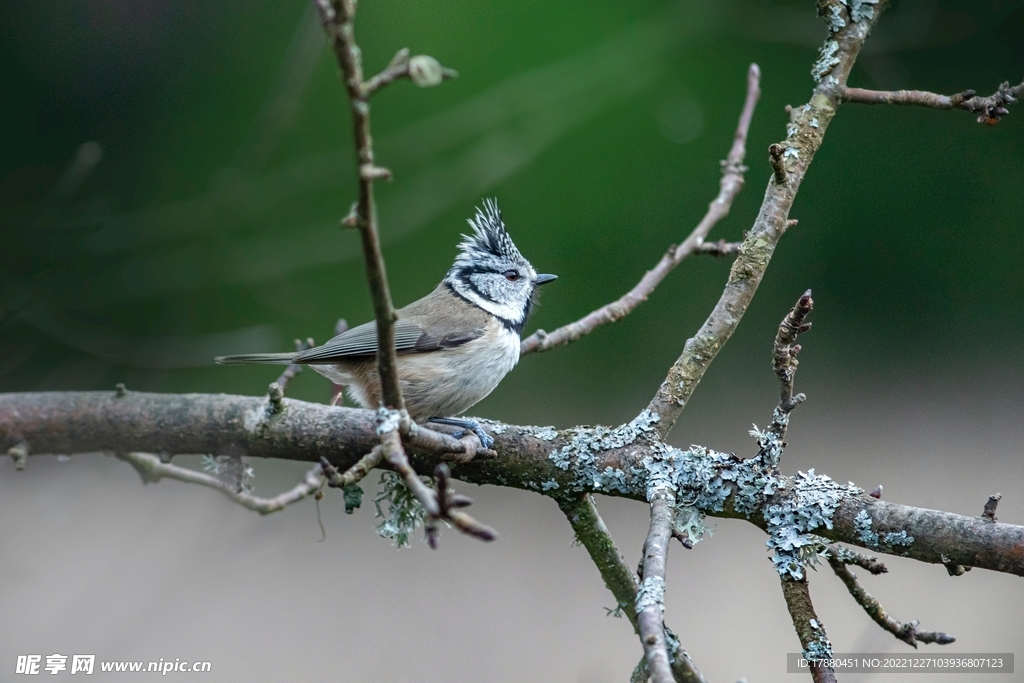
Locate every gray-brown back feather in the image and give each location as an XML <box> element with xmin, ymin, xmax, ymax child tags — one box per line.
<box><xmin>288</xmin><ymin>284</ymin><xmax>491</xmax><ymax>364</ymax></box>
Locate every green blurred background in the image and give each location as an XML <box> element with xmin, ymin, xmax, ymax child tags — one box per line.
<box><xmin>2</xmin><ymin>1</ymin><xmax>1023</xmax><ymax>681</ymax></box>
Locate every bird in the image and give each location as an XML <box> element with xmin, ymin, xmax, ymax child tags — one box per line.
<box><xmin>215</xmin><ymin>199</ymin><xmax>557</xmax><ymax>448</ymax></box>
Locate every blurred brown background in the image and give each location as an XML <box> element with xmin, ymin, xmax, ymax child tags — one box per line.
<box><xmin>2</xmin><ymin>0</ymin><xmax>1023</xmax><ymax>680</ymax></box>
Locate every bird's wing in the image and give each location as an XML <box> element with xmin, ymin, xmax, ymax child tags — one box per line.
<box><xmin>293</xmin><ymin>316</ymin><xmax>483</xmax><ymax>363</ymax></box>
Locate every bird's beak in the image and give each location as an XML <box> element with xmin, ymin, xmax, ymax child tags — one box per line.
<box><xmin>535</xmin><ymin>273</ymin><xmax>558</xmax><ymax>285</ymax></box>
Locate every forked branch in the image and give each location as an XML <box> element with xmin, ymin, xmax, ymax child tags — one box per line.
<box><xmin>828</xmin><ymin>553</ymin><xmax>955</xmax><ymax>648</ymax></box>
<box><xmin>645</xmin><ymin>1</ymin><xmax>888</xmax><ymax>438</ymax></box>
<box><xmin>115</xmin><ymin>451</ymin><xmax>324</xmax><ymax>515</ymax></box>
<box><xmin>840</xmin><ymin>78</ymin><xmax>1024</xmax><ymax>126</ymax></box>
<box><xmin>520</xmin><ymin>63</ymin><xmax>762</xmax><ymax>356</ymax></box>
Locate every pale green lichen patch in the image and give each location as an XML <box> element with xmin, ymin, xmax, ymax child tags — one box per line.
<box><xmin>804</xmin><ymin>618</ymin><xmax>834</xmax><ymax>661</ymax></box>
<box><xmin>528</xmin><ymin>426</ymin><xmax>559</xmax><ymax>440</ymax></box>
<box><xmin>375</xmin><ymin>407</ymin><xmax>401</xmax><ymax>435</ymax></box>
<box><xmin>674</xmin><ymin>505</ymin><xmax>712</xmax><ymax>546</ymax></box>
<box><xmin>549</xmin><ymin>410</ymin><xmax>660</xmax><ymax>493</ymax></box>
<box><xmin>635</xmin><ymin>575</ymin><xmax>666</xmax><ymax>614</ymax></box>
<box><xmin>374</xmin><ymin>471</ymin><xmax>427</xmax><ymax>548</ymax></box>
<box><xmin>849</xmin><ymin>0</ymin><xmax>879</xmax><ymax>23</ymax></box>
<box><xmin>819</xmin><ymin>3</ymin><xmax>846</xmax><ymax>33</ymax></box>
<box><xmin>812</xmin><ymin>40</ymin><xmax>840</xmax><ymax>82</ymax></box>
<box><xmin>766</xmin><ymin>469</ymin><xmax>861</xmax><ymax>579</ymax></box>
<box><xmin>854</xmin><ymin>509</ymin><xmax>914</xmax><ymax>552</ymax></box>
<box><xmin>547</xmin><ymin>409</ymin><xmax>860</xmax><ymax>580</ymax></box>
<box><xmin>477</xmin><ymin>418</ymin><xmax>508</xmax><ymax>434</ymax></box>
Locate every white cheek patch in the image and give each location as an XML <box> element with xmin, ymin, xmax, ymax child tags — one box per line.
<box><xmin>449</xmin><ymin>277</ymin><xmax>527</xmax><ymax>327</ymax></box>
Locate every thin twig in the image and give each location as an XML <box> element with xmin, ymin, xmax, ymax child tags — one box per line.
<box><xmin>771</xmin><ymin>290</ymin><xmax>813</xmax><ymax>437</ymax></box>
<box><xmin>637</xmin><ymin>492</ymin><xmax>675</xmax><ymax>683</ymax></box>
<box><xmin>693</xmin><ymin>239</ymin><xmax>741</xmax><ymax>257</ymax></box>
<box><xmin>828</xmin><ymin>555</ymin><xmax>955</xmax><ymax>647</ymax></box>
<box><xmin>840</xmin><ymin>78</ymin><xmax>1024</xmax><ymax>126</ymax></box>
<box><xmin>520</xmin><ymin>63</ymin><xmax>761</xmax><ymax>356</ymax></box>
<box><xmin>363</xmin><ymin>48</ymin><xmax>458</xmax><ymax>96</ymax></box>
<box><xmin>381</xmin><ymin>430</ymin><xmax>496</xmax><ymax>545</ymax></box>
<box><xmin>780</xmin><ymin>576</ymin><xmax>836</xmax><ymax>683</ymax></box>
<box><xmin>827</xmin><ymin>544</ymin><xmax>888</xmax><ymax>575</ymax></box>
<box><xmin>646</xmin><ymin>3</ymin><xmax>887</xmax><ymax>439</ymax></box>
<box><xmin>315</xmin><ymin>0</ymin><xmax>404</xmax><ymax>411</ymax></box>
<box><xmin>321</xmin><ymin>446</ymin><xmax>384</xmax><ymax>488</ymax></box>
<box><xmin>431</xmin><ymin>463</ymin><xmax>497</xmax><ymax>546</ymax></box>
<box><xmin>115</xmin><ymin>452</ymin><xmax>324</xmax><ymax>515</ymax></box>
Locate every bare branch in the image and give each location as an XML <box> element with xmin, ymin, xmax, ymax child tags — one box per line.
<box><xmin>693</xmin><ymin>239</ymin><xmax>741</xmax><ymax>257</ymax></box>
<box><xmin>772</xmin><ymin>289</ymin><xmax>813</xmax><ymax>429</ymax></box>
<box><xmin>114</xmin><ymin>452</ymin><xmax>323</xmax><ymax>515</ymax></box>
<box><xmin>840</xmin><ymin>78</ymin><xmax>1024</xmax><ymax>126</ymax></box>
<box><xmin>315</xmin><ymin>0</ymin><xmax>404</xmax><ymax>411</ymax></box>
<box><xmin>646</xmin><ymin>3</ymin><xmax>886</xmax><ymax>439</ymax></box>
<box><xmin>637</xmin><ymin>492</ymin><xmax>675</xmax><ymax>683</ymax></box>
<box><xmin>828</xmin><ymin>554</ymin><xmax>955</xmax><ymax>647</ymax></box>
<box><xmin>520</xmin><ymin>63</ymin><xmax>761</xmax><ymax>356</ymax></box>
<box><xmin>780</xmin><ymin>576</ymin><xmax>836</xmax><ymax>683</ymax></box>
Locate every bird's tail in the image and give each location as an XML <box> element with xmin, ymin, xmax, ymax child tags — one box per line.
<box><xmin>215</xmin><ymin>352</ymin><xmax>297</xmax><ymax>366</ymax></box>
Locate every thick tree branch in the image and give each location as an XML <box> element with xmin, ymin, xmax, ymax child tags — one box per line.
<box><xmin>828</xmin><ymin>553</ymin><xmax>955</xmax><ymax>648</ymax></box>
<box><xmin>114</xmin><ymin>451</ymin><xmax>324</xmax><ymax>515</ymax></box>
<box><xmin>780</xmin><ymin>577</ymin><xmax>836</xmax><ymax>683</ymax></box>
<box><xmin>3</xmin><ymin>390</ymin><xmax>1023</xmax><ymax>576</ymax></box>
<box><xmin>840</xmin><ymin>78</ymin><xmax>1024</xmax><ymax>126</ymax></box>
<box><xmin>646</xmin><ymin>1</ymin><xmax>886</xmax><ymax>438</ymax></box>
<box><xmin>520</xmin><ymin>63</ymin><xmax>761</xmax><ymax>356</ymax></box>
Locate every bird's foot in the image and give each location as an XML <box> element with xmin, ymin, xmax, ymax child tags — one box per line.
<box><xmin>427</xmin><ymin>417</ymin><xmax>494</xmax><ymax>450</ymax></box>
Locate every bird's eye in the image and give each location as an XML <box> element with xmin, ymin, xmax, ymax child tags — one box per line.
<box><xmin>503</xmin><ymin>270</ymin><xmax>519</xmax><ymax>281</ymax></box>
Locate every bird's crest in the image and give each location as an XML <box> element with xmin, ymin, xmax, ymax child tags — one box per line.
<box><xmin>455</xmin><ymin>198</ymin><xmax>527</xmax><ymax>267</ymax></box>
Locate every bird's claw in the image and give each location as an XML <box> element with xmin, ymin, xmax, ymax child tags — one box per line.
<box><xmin>472</xmin><ymin>427</ymin><xmax>494</xmax><ymax>450</ymax></box>
<box><xmin>427</xmin><ymin>417</ymin><xmax>494</xmax><ymax>451</ymax></box>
